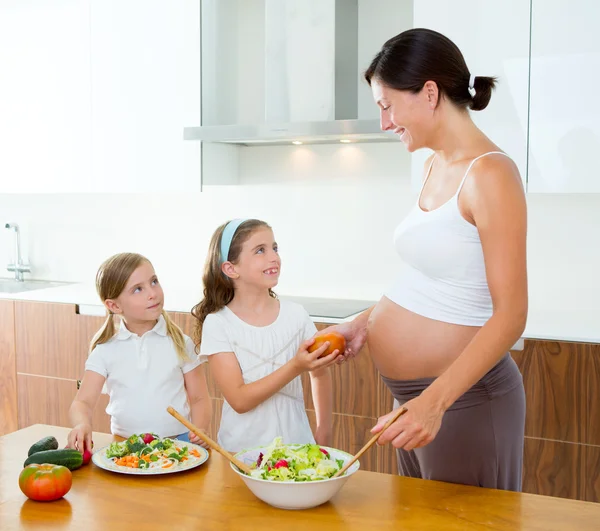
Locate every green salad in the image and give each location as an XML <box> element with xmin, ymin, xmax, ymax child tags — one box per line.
<box><xmin>104</xmin><ymin>433</ymin><xmax>201</xmax><ymax>470</ymax></box>
<box><xmin>248</xmin><ymin>437</ymin><xmax>345</xmax><ymax>482</ymax></box>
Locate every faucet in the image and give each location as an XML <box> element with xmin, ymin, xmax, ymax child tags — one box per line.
<box><xmin>5</xmin><ymin>223</ymin><xmax>31</xmax><ymax>282</ymax></box>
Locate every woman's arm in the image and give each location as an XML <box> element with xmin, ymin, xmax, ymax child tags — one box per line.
<box><xmin>184</xmin><ymin>364</ymin><xmax>212</xmax><ymax>437</ymax></box>
<box><xmin>310</xmin><ymin>367</ymin><xmax>333</xmax><ymax>445</ymax></box>
<box><xmin>67</xmin><ymin>370</ymin><xmax>105</xmax><ymax>451</ymax></box>
<box><xmin>374</xmin><ymin>155</ymin><xmax>527</xmax><ymax>450</ymax></box>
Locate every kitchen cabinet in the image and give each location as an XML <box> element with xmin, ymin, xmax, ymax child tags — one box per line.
<box><xmin>0</xmin><ymin>0</ymin><xmax>201</xmax><ymax>193</ymax></box>
<box><xmin>512</xmin><ymin>341</ymin><xmax>600</xmax><ymax>502</ymax></box>
<box><xmin>89</xmin><ymin>0</ymin><xmax>201</xmax><ymax>192</ymax></box>
<box><xmin>0</xmin><ymin>0</ymin><xmax>92</xmax><ymax>193</ymax></box>
<box><xmin>526</xmin><ymin>0</ymin><xmax>600</xmax><ymax>192</ymax></box>
<box><xmin>0</xmin><ymin>300</ymin><xmax>18</xmax><ymax>434</ymax></box>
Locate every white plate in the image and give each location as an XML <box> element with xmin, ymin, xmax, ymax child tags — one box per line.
<box><xmin>92</xmin><ymin>441</ymin><xmax>209</xmax><ymax>476</ymax></box>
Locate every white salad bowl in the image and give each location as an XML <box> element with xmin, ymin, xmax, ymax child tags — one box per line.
<box><xmin>231</xmin><ymin>445</ymin><xmax>360</xmax><ymax>510</ymax></box>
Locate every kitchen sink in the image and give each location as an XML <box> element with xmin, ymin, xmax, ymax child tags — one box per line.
<box><xmin>0</xmin><ymin>279</ymin><xmax>70</xmax><ymax>294</ymax></box>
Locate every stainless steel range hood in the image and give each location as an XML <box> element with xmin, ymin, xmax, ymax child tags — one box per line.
<box><xmin>184</xmin><ymin>0</ymin><xmax>397</xmax><ymax>147</ymax></box>
<box><xmin>184</xmin><ymin>119</ymin><xmax>396</xmax><ymax>146</ymax></box>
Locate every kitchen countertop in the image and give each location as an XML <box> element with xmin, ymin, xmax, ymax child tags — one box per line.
<box><xmin>2</xmin><ymin>424</ymin><xmax>600</xmax><ymax>531</ymax></box>
<box><xmin>0</xmin><ymin>280</ymin><xmax>598</xmax><ymax>344</ymax></box>
<box><xmin>0</xmin><ymin>280</ymin><xmax>370</xmax><ymax>324</ymax></box>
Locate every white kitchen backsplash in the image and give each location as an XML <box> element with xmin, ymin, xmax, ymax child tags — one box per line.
<box><xmin>1</xmin><ymin>142</ymin><xmax>600</xmax><ymax>314</ymax></box>
<box><xmin>0</xmin><ymin>142</ymin><xmax>412</xmax><ymax>302</ymax></box>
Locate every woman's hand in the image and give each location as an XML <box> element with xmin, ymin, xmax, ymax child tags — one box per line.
<box><xmin>371</xmin><ymin>395</ymin><xmax>445</xmax><ymax>451</ymax></box>
<box><xmin>318</xmin><ymin>320</ymin><xmax>367</xmax><ymax>362</ymax></box>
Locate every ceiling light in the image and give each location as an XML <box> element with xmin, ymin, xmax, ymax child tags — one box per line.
<box><xmin>292</xmin><ymin>141</ymin><xmax>303</xmax><ymax>145</ymax></box>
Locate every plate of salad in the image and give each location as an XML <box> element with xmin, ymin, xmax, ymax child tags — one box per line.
<box><xmin>92</xmin><ymin>433</ymin><xmax>209</xmax><ymax>475</ymax></box>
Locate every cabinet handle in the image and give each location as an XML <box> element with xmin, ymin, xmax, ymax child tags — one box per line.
<box><xmin>76</xmin><ymin>380</ymin><xmax>82</xmax><ymax>389</ymax></box>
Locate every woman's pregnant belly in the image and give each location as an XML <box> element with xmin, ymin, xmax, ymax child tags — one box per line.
<box><xmin>366</xmin><ymin>296</ymin><xmax>481</xmax><ymax>380</ymax></box>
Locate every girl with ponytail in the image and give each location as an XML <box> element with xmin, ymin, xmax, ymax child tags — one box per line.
<box><xmin>67</xmin><ymin>253</ymin><xmax>211</xmax><ymax>452</ymax></box>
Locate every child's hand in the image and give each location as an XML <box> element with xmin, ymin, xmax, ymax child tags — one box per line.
<box><xmin>188</xmin><ymin>429</ymin><xmax>210</xmax><ymax>449</ymax></box>
<box><xmin>293</xmin><ymin>339</ymin><xmax>340</xmax><ymax>373</ymax></box>
<box><xmin>66</xmin><ymin>423</ymin><xmax>93</xmax><ymax>452</ymax></box>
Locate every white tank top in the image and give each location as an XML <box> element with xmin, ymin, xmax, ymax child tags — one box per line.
<box><xmin>385</xmin><ymin>151</ymin><xmax>510</xmax><ymax>327</ymax></box>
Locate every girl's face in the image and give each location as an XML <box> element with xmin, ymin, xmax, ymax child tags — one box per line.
<box><xmin>106</xmin><ymin>262</ymin><xmax>164</xmax><ymax>322</ymax></box>
<box><xmin>371</xmin><ymin>78</ymin><xmax>435</xmax><ymax>152</ymax></box>
<box><xmin>229</xmin><ymin>227</ymin><xmax>281</xmax><ymax>290</ymax></box>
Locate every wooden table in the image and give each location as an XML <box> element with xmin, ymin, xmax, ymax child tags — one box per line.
<box><xmin>2</xmin><ymin>425</ymin><xmax>599</xmax><ymax>530</ymax></box>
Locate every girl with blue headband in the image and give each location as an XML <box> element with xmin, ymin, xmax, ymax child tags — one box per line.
<box><xmin>191</xmin><ymin>219</ymin><xmax>339</xmax><ymax>452</ymax></box>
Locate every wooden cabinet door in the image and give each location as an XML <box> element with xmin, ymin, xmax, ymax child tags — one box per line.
<box><xmin>512</xmin><ymin>340</ymin><xmax>600</xmax><ymax>502</ymax></box>
<box><xmin>0</xmin><ymin>300</ymin><xmax>18</xmax><ymax>435</ymax></box>
<box><xmin>14</xmin><ymin>301</ymin><xmax>110</xmax><ymax>433</ymax></box>
<box><xmin>17</xmin><ymin>374</ymin><xmax>110</xmax><ymax>434</ymax></box>
<box><xmin>15</xmin><ymin>301</ymin><xmax>105</xmax><ymax>380</ymax></box>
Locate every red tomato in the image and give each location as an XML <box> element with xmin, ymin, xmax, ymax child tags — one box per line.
<box><xmin>308</xmin><ymin>332</ymin><xmax>346</xmax><ymax>357</ymax></box>
<box><xmin>19</xmin><ymin>464</ymin><xmax>72</xmax><ymax>502</ymax></box>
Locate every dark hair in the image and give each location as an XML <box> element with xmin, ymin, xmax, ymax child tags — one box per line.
<box><xmin>191</xmin><ymin>219</ymin><xmax>276</xmax><ymax>348</ymax></box>
<box><xmin>364</xmin><ymin>28</ymin><xmax>497</xmax><ymax>112</ymax></box>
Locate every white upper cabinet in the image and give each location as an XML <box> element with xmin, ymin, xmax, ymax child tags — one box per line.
<box><xmin>527</xmin><ymin>0</ymin><xmax>600</xmax><ymax>193</ymax></box>
<box><xmin>411</xmin><ymin>0</ymin><xmax>531</xmax><ymax>193</ymax></box>
<box><xmin>0</xmin><ymin>0</ymin><xmax>92</xmax><ymax>193</ymax></box>
<box><xmin>90</xmin><ymin>0</ymin><xmax>201</xmax><ymax>192</ymax></box>
<box><xmin>0</xmin><ymin>0</ymin><xmax>201</xmax><ymax>193</ymax></box>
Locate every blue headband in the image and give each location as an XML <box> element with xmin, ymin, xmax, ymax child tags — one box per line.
<box><xmin>220</xmin><ymin>219</ymin><xmax>247</xmax><ymax>264</ymax></box>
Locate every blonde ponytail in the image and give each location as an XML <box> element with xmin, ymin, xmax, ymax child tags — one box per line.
<box><xmin>161</xmin><ymin>310</ymin><xmax>189</xmax><ymax>363</ymax></box>
<box><xmin>89</xmin><ymin>313</ymin><xmax>117</xmax><ymax>353</ymax></box>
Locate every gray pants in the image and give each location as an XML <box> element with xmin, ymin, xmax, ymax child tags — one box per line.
<box><xmin>381</xmin><ymin>353</ymin><xmax>525</xmax><ymax>492</ymax></box>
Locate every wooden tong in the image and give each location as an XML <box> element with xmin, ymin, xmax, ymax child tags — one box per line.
<box><xmin>167</xmin><ymin>406</ymin><xmax>252</xmax><ymax>475</ymax></box>
<box><xmin>333</xmin><ymin>407</ymin><xmax>408</xmax><ymax>478</ymax></box>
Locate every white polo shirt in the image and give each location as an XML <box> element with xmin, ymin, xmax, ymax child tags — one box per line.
<box><xmin>85</xmin><ymin>315</ymin><xmax>203</xmax><ymax>438</ymax></box>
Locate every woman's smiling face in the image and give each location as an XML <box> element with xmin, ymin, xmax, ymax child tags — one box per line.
<box><xmin>371</xmin><ymin>78</ymin><xmax>436</xmax><ymax>153</ymax></box>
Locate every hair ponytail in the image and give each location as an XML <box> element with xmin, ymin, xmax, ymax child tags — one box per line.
<box><xmin>468</xmin><ymin>75</ymin><xmax>496</xmax><ymax>111</ymax></box>
<box><xmin>161</xmin><ymin>310</ymin><xmax>189</xmax><ymax>362</ymax></box>
<box><xmin>89</xmin><ymin>313</ymin><xmax>117</xmax><ymax>353</ymax></box>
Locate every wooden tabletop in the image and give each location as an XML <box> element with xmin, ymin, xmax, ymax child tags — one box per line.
<box><xmin>2</xmin><ymin>425</ymin><xmax>599</xmax><ymax>530</ymax></box>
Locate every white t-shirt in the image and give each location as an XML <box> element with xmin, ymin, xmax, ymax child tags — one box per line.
<box><xmin>85</xmin><ymin>315</ymin><xmax>204</xmax><ymax>438</ymax></box>
<box><xmin>200</xmin><ymin>300</ymin><xmax>317</xmax><ymax>452</ymax></box>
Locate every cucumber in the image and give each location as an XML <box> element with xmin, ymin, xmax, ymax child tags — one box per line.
<box><xmin>24</xmin><ymin>449</ymin><xmax>83</xmax><ymax>470</ymax></box>
<box><xmin>27</xmin><ymin>436</ymin><xmax>59</xmax><ymax>456</ymax></box>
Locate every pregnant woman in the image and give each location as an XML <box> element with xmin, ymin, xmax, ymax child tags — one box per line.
<box><xmin>328</xmin><ymin>28</ymin><xmax>527</xmax><ymax>491</ymax></box>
